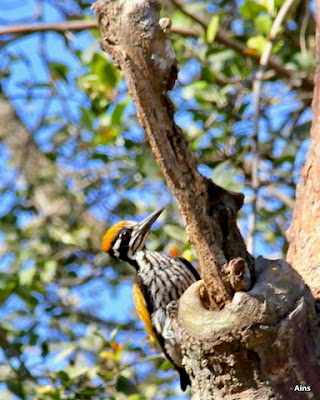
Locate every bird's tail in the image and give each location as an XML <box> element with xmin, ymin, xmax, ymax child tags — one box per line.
<box><xmin>178</xmin><ymin>367</ymin><xmax>191</xmax><ymax>391</ymax></box>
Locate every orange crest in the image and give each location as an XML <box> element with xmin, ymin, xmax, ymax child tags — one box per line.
<box><xmin>101</xmin><ymin>221</ymin><xmax>128</xmax><ymax>252</ymax></box>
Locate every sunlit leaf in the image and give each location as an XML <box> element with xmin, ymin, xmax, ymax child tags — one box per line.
<box><xmin>240</xmin><ymin>0</ymin><xmax>267</xmax><ymax>19</ymax></box>
<box><xmin>41</xmin><ymin>260</ymin><xmax>57</xmax><ymax>283</ymax></box>
<box><xmin>211</xmin><ymin>162</ymin><xmax>243</xmax><ymax>191</ymax></box>
<box><xmin>247</xmin><ymin>35</ymin><xmax>268</xmax><ymax>54</ymax></box>
<box><xmin>19</xmin><ymin>266</ymin><xmax>36</xmax><ymax>286</ymax></box>
<box><xmin>254</xmin><ymin>14</ymin><xmax>272</xmax><ymax>35</ymax></box>
<box><xmin>206</xmin><ymin>15</ymin><xmax>219</xmax><ymax>44</ymax></box>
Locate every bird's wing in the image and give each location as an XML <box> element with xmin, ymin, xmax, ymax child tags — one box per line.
<box><xmin>133</xmin><ymin>276</ymin><xmax>170</xmax><ymax>354</ymax></box>
<box><xmin>133</xmin><ymin>271</ymin><xmax>191</xmax><ymax>391</ymax></box>
<box><xmin>133</xmin><ymin>275</ymin><xmax>160</xmax><ymax>345</ymax></box>
<box><xmin>178</xmin><ymin>257</ymin><xmax>201</xmax><ymax>280</ymax></box>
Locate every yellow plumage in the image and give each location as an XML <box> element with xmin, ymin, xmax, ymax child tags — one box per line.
<box><xmin>101</xmin><ymin>221</ymin><xmax>128</xmax><ymax>252</ymax></box>
<box><xmin>100</xmin><ymin>208</ymin><xmax>195</xmax><ymax>391</ymax></box>
<box><xmin>133</xmin><ymin>282</ymin><xmax>158</xmax><ymax>344</ymax></box>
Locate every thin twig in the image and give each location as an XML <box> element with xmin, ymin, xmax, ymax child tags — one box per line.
<box><xmin>44</xmin><ymin>294</ymin><xmax>120</xmax><ymax>329</ymax></box>
<box><xmin>119</xmin><ymin>354</ymin><xmax>163</xmax><ymax>373</ymax></box>
<box><xmin>247</xmin><ymin>0</ymin><xmax>298</xmax><ymax>253</ymax></box>
<box><xmin>300</xmin><ymin>5</ymin><xmax>311</xmax><ymax>55</ymax></box>
<box><xmin>170</xmin><ymin>0</ymin><xmax>207</xmax><ymax>28</ymax></box>
<box><xmin>0</xmin><ymin>20</ymin><xmax>96</xmax><ymax>35</ymax></box>
<box><xmin>264</xmin><ymin>186</ymin><xmax>295</xmax><ymax>210</ymax></box>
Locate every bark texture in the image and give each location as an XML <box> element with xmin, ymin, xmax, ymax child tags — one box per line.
<box><xmin>93</xmin><ymin>0</ymin><xmax>254</xmax><ymax>310</ymax></box>
<box><xmin>172</xmin><ymin>257</ymin><xmax>320</xmax><ymax>399</ymax></box>
<box><xmin>93</xmin><ymin>1</ymin><xmax>320</xmax><ymax>398</ymax></box>
<box><xmin>286</xmin><ymin>8</ymin><xmax>320</xmax><ymax>300</ymax></box>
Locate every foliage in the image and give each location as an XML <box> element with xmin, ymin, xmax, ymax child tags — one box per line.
<box><xmin>0</xmin><ymin>0</ymin><xmax>315</xmax><ymax>398</ymax></box>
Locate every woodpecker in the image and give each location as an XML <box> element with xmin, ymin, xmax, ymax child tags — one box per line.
<box><xmin>101</xmin><ymin>207</ymin><xmax>200</xmax><ymax>391</ymax></box>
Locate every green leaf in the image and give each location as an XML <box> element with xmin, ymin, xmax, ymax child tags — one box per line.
<box><xmin>183</xmin><ymin>81</ymin><xmax>209</xmax><ymax>101</ymax></box>
<box><xmin>67</xmin><ymin>366</ymin><xmax>91</xmax><ymax>379</ymax></box>
<box><xmin>94</xmin><ymin>126</ymin><xmax>120</xmax><ymax>145</ymax></box>
<box><xmin>294</xmin><ymin>121</ymin><xmax>311</xmax><ymax>139</ymax></box>
<box><xmin>206</xmin><ymin>15</ymin><xmax>219</xmax><ymax>43</ymax></box>
<box><xmin>41</xmin><ymin>341</ymin><xmax>49</xmax><ymax>357</ymax></box>
<box><xmin>109</xmin><ymin>326</ymin><xmax>121</xmax><ymax>342</ymax></box>
<box><xmin>111</xmin><ymin>103</ymin><xmax>127</xmax><ymax>126</ymax></box>
<box><xmin>89</xmin><ymin>54</ymin><xmax>120</xmax><ymax>89</ymax></box>
<box><xmin>55</xmin><ymin>370</ymin><xmax>70</xmax><ymax>383</ymax></box>
<box><xmin>293</xmin><ymin>51</ymin><xmax>315</xmax><ymax>71</ymax></box>
<box><xmin>19</xmin><ymin>266</ymin><xmax>36</xmax><ymax>287</ymax></box>
<box><xmin>41</xmin><ymin>260</ymin><xmax>57</xmax><ymax>283</ymax></box>
<box><xmin>278</xmin><ymin>142</ymin><xmax>297</xmax><ymax>163</ymax></box>
<box><xmin>80</xmin><ymin>106</ymin><xmax>94</xmax><ymax>128</ymax></box>
<box><xmin>211</xmin><ymin>162</ymin><xmax>243</xmax><ymax>191</ymax></box>
<box><xmin>53</xmin><ymin>345</ymin><xmax>76</xmax><ymax>364</ymax></box>
<box><xmin>7</xmin><ymin>380</ymin><xmax>25</xmax><ymax>398</ymax></box>
<box><xmin>247</xmin><ymin>35</ymin><xmax>268</xmax><ymax>54</ymax></box>
<box><xmin>116</xmin><ymin>375</ymin><xmax>137</xmax><ymax>395</ymax></box>
<box><xmin>240</xmin><ymin>0</ymin><xmax>267</xmax><ymax>19</ymax></box>
<box><xmin>49</xmin><ymin>62</ymin><xmax>69</xmax><ymax>82</ymax></box>
<box><xmin>159</xmin><ymin>360</ymin><xmax>172</xmax><ymax>371</ymax></box>
<box><xmin>254</xmin><ymin>14</ymin><xmax>272</xmax><ymax>35</ymax></box>
<box><xmin>0</xmin><ymin>276</ymin><xmax>16</xmax><ymax>306</ymax></box>
<box><xmin>261</xmin><ymin>0</ymin><xmax>275</xmax><ymax>15</ymax></box>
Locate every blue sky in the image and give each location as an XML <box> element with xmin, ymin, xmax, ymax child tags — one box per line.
<box><xmin>0</xmin><ymin>0</ymin><xmax>312</xmax><ymax>399</ymax></box>
<box><xmin>0</xmin><ymin>4</ymin><xmax>190</xmax><ymax>398</ymax></box>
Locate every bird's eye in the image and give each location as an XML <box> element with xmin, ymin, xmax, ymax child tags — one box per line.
<box><xmin>120</xmin><ymin>230</ymin><xmax>131</xmax><ymax>241</ymax></box>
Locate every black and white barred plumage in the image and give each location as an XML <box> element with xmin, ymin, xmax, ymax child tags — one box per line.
<box><xmin>101</xmin><ymin>208</ymin><xmax>200</xmax><ymax>391</ymax></box>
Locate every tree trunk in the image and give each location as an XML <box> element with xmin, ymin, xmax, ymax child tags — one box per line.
<box><xmin>173</xmin><ymin>259</ymin><xmax>320</xmax><ymax>399</ymax></box>
<box><xmin>286</xmin><ymin>6</ymin><xmax>320</xmax><ymax>300</ymax></box>
<box><xmin>93</xmin><ymin>1</ymin><xmax>320</xmax><ymax>398</ymax></box>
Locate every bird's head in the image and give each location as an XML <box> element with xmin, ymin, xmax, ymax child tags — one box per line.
<box><xmin>101</xmin><ymin>207</ymin><xmax>165</xmax><ymax>261</ymax></box>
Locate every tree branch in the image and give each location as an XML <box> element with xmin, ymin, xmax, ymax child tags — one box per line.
<box><xmin>286</xmin><ymin>3</ymin><xmax>320</xmax><ymax>299</ymax></box>
<box><xmin>91</xmin><ymin>1</ymin><xmax>320</xmax><ymax>397</ymax></box>
<box><xmin>248</xmin><ymin>0</ymin><xmax>298</xmax><ymax>253</ymax></box>
<box><xmin>171</xmin><ymin>0</ymin><xmax>314</xmax><ymax>93</ymax></box>
<box><xmin>44</xmin><ymin>294</ymin><xmax>124</xmax><ymax>329</ymax></box>
<box><xmin>0</xmin><ymin>18</ymin><xmax>314</xmax><ymax>92</ymax></box>
<box><xmin>0</xmin><ymin>19</ymin><xmax>196</xmax><ymax>38</ymax></box>
<box><xmin>173</xmin><ymin>258</ymin><xmax>320</xmax><ymax>398</ymax></box>
<box><xmin>93</xmin><ymin>0</ymin><xmax>254</xmax><ymax>309</ymax></box>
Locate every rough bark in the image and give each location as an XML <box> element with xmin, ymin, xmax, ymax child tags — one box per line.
<box><xmin>286</xmin><ymin>7</ymin><xmax>320</xmax><ymax>300</ymax></box>
<box><xmin>172</xmin><ymin>258</ymin><xmax>320</xmax><ymax>399</ymax></box>
<box><xmin>93</xmin><ymin>0</ymin><xmax>254</xmax><ymax>310</ymax></box>
<box><xmin>93</xmin><ymin>1</ymin><xmax>320</xmax><ymax>398</ymax></box>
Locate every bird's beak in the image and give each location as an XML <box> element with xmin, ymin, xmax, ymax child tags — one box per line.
<box><xmin>137</xmin><ymin>207</ymin><xmax>165</xmax><ymax>237</ymax></box>
<box><xmin>130</xmin><ymin>207</ymin><xmax>165</xmax><ymax>254</ymax></box>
